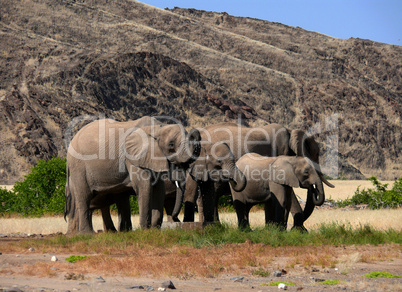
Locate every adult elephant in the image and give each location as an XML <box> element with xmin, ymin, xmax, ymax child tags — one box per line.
<box><xmin>65</xmin><ymin>117</ymin><xmax>201</xmax><ymax>234</ymax></box>
<box><xmin>182</xmin><ymin>122</ymin><xmax>334</xmax><ymax>229</ymax></box>
<box><xmin>231</xmin><ymin>154</ymin><xmax>324</xmax><ymax>229</ymax></box>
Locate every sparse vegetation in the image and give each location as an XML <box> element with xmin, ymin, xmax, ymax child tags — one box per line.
<box><xmin>260</xmin><ymin>281</ymin><xmax>295</xmax><ymax>286</ymax></box>
<box><xmin>336</xmin><ymin>177</ymin><xmax>402</xmax><ymax>209</ymax></box>
<box><xmin>65</xmin><ymin>255</ymin><xmax>88</xmax><ymax>263</ymax></box>
<box><xmin>317</xmin><ymin>280</ymin><xmax>342</xmax><ymax>285</ymax></box>
<box><xmin>17</xmin><ymin>224</ymin><xmax>402</xmax><ymax>251</ymax></box>
<box><xmin>365</xmin><ymin>271</ymin><xmax>401</xmax><ymax>278</ymax></box>
<box><xmin>251</xmin><ymin>267</ymin><xmax>270</xmax><ymax>277</ymax></box>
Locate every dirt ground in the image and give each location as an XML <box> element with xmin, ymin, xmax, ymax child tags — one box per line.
<box><xmin>0</xmin><ymin>235</ymin><xmax>401</xmax><ymax>292</ymax></box>
<box><xmin>0</xmin><ymin>180</ymin><xmax>401</xmax><ymax>291</ymax></box>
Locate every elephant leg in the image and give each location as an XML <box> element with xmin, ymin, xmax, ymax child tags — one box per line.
<box><xmin>151</xmin><ymin>179</ymin><xmax>166</xmax><ymax>228</ymax></box>
<box><xmin>267</xmin><ymin>183</ymin><xmax>288</xmax><ymax>230</ymax></box>
<box><xmin>199</xmin><ymin>180</ymin><xmax>216</xmax><ymax>224</ymax></box>
<box><xmin>101</xmin><ymin>206</ymin><xmax>117</xmax><ymax>232</ymax></box>
<box><xmin>164</xmin><ymin>192</ymin><xmax>176</xmax><ymax>223</ymax></box>
<box><xmin>134</xmin><ymin>169</ymin><xmax>152</xmax><ymax>229</ymax></box>
<box><xmin>290</xmin><ymin>189</ymin><xmax>308</xmax><ymax>231</ymax></box>
<box><xmin>264</xmin><ymin>197</ymin><xmax>275</xmax><ymax>226</ymax></box>
<box><xmin>213</xmin><ymin>182</ymin><xmax>231</xmax><ymax>223</ymax></box>
<box><xmin>69</xmin><ymin>174</ymin><xmax>94</xmax><ymax>234</ymax></box>
<box><xmin>196</xmin><ymin>191</ymin><xmax>204</xmax><ymax>222</ymax></box>
<box><xmin>116</xmin><ymin>192</ymin><xmax>133</xmax><ymax>231</ymax></box>
<box><xmin>233</xmin><ymin>200</ymin><xmax>249</xmax><ymax>229</ymax></box>
<box><xmin>183</xmin><ymin>175</ymin><xmax>198</xmax><ymax>222</ymax></box>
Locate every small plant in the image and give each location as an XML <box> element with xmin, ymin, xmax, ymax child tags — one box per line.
<box><xmin>251</xmin><ymin>267</ymin><xmax>270</xmax><ymax>277</ymax></box>
<box><xmin>337</xmin><ymin>177</ymin><xmax>402</xmax><ymax>209</ymax></box>
<box><xmin>260</xmin><ymin>281</ymin><xmax>295</xmax><ymax>286</ymax></box>
<box><xmin>65</xmin><ymin>255</ymin><xmax>88</xmax><ymax>263</ymax></box>
<box><xmin>365</xmin><ymin>271</ymin><xmax>401</xmax><ymax>278</ymax></box>
<box><xmin>317</xmin><ymin>280</ymin><xmax>342</xmax><ymax>285</ymax></box>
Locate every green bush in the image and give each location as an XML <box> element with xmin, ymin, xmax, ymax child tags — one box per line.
<box><xmin>3</xmin><ymin>157</ymin><xmax>67</xmax><ymax>216</ymax></box>
<box><xmin>0</xmin><ymin>156</ymin><xmax>140</xmax><ymax>217</ymax></box>
<box><xmin>337</xmin><ymin>177</ymin><xmax>402</xmax><ymax>209</ymax></box>
<box><xmin>0</xmin><ymin>187</ymin><xmax>15</xmax><ymax>214</ymax></box>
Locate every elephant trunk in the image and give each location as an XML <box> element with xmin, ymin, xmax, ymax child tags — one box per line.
<box><xmin>186</xmin><ymin>128</ymin><xmax>201</xmax><ymax>164</ymax></box>
<box><xmin>302</xmin><ymin>186</ymin><xmax>316</xmax><ymax>222</ymax></box>
<box><xmin>311</xmin><ymin>176</ymin><xmax>325</xmax><ymax>206</ymax></box>
<box><xmin>228</xmin><ymin>166</ymin><xmax>247</xmax><ymax>192</ymax></box>
<box><xmin>172</xmin><ymin>181</ymin><xmax>185</xmax><ymax>221</ymax></box>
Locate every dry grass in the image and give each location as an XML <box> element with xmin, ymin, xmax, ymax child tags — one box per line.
<box><xmin>293</xmin><ymin>180</ymin><xmax>396</xmax><ymax>201</ymax></box>
<box><xmin>1</xmin><ymin>207</ymin><xmax>400</xmax><ymax>235</ymax></box>
<box><xmin>219</xmin><ymin>208</ymin><xmax>402</xmax><ymax>231</ymax></box>
<box><xmin>2</xmin><ymin>243</ymin><xmax>400</xmax><ymax>279</ymax></box>
<box><xmin>0</xmin><ymin>180</ymin><xmax>401</xmax><ymax>234</ymax></box>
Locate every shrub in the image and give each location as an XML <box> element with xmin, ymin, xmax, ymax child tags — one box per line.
<box><xmin>337</xmin><ymin>177</ymin><xmax>402</xmax><ymax>209</ymax></box>
<box><xmin>1</xmin><ymin>156</ymin><xmax>140</xmax><ymax>217</ymax></box>
<box><xmin>65</xmin><ymin>255</ymin><xmax>88</xmax><ymax>263</ymax></box>
<box><xmin>365</xmin><ymin>271</ymin><xmax>401</xmax><ymax>278</ymax></box>
<box><xmin>10</xmin><ymin>157</ymin><xmax>67</xmax><ymax>216</ymax></box>
<box><xmin>317</xmin><ymin>280</ymin><xmax>342</xmax><ymax>285</ymax></box>
<box><xmin>0</xmin><ymin>187</ymin><xmax>15</xmax><ymax>214</ymax></box>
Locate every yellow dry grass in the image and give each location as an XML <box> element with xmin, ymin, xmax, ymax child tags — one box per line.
<box><xmin>219</xmin><ymin>208</ymin><xmax>402</xmax><ymax>231</ymax></box>
<box><xmin>0</xmin><ymin>180</ymin><xmax>400</xmax><ymax>234</ymax></box>
<box><xmin>293</xmin><ymin>180</ymin><xmax>396</xmax><ymax>201</ymax></box>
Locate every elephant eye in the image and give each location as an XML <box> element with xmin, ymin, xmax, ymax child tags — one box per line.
<box><xmin>168</xmin><ymin>141</ymin><xmax>175</xmax><ymax>152</ymax></box>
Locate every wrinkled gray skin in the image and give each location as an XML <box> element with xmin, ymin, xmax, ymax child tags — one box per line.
<box><xmin>183</xmin><ymin>122</ymin><xmax>334</xmax><ymax>229</ymax></box>
<box><xmin>100</xmin><ymin>141</ymin><xmax>245</xmax><ymax>230</ymax></box>
<box><xmin>65</xmin><ymin>117</ymin><xmax>201</xmax><ymax>234</ymax></box>
<box><xmin>164</xmin><ymin>141</ymin><xmax>246</xmax><ymax>223</ymax></box>
<box><xmin>231</xmin><ymin>154</ymin><xmax>324</xmax><ymax>230</ymax></box>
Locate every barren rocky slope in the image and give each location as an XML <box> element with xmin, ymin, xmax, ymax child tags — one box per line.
<box><xmin>0</xmin><ymin>0</ymin><xmax>401</xmax><ymax>183</ymax></box>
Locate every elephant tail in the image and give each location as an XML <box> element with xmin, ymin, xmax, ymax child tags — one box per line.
<box><xmin>64</xmin><ymin>165</ymin><xmax>72</xmax><ymax>222</ymax></box>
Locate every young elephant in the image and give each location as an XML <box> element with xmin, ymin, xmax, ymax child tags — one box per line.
<box><xmin>230</xmin><ymin>154</ymin><xmax>324</xmax><ymax>230</ymax></box>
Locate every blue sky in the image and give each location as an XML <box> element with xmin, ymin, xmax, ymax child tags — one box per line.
<box><xmin>140</xmin><ymin>0</ymin><xmax>401</xmax><ymax>46</ymax></box>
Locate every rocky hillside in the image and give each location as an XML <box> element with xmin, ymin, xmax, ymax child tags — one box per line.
<box><xmin>0</xmin><ymin>0</ymin><xmax>401</xmax><ymax>183</ymax></box>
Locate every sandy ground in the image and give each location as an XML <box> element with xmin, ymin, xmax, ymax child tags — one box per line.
<box><xmin>0</xmin><ymin>243</ymin><xmax>401</xmax><ymax>291</ymax></box>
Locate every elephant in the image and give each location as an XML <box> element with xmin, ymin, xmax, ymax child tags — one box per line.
<box><xmin>230</xmin><ymin>154</ymin><xmax>324</xmax><ymax>230</ymax></box>
<box><xmin>182</xmin><ymin>122</ymin><xmax>334</xmax><ymax>229</ymax></box>
<box><xmin>164</xmin><ymin>141</ymin><xmax>246</xmax><ymax>223</ymax></box>
<box><xmin>64</xmin><ymin>117</ymin><xmax>201</xmax><ymax>234</ymax></box>
<box><xmin>99</xmin><ymin>140</ymin><xmax>246</xmax><ymax>231</ymax></box>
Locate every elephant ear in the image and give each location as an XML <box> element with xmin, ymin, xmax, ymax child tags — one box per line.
<box><xmin>290</xmin><ymin>129</ymin><xmax>319</xmax><ymax>163</ymax></box>
<box><xmin>270</xmin><ymin>157</ymin><xmax>300</xmax><ymax>188</ymax></box>
<box><xmin>189</xmin><ymin>147</ymin><xmax>209</xmax><ymax>181</ymax></box>
<box><xmin>125</xmin><ymin>126</ymin><xmax>169</xmax><ymax>172</ymax></box>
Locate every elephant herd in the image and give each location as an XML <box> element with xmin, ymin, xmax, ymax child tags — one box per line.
<box><xmin>64</xmin><ymin>116</ymin><xmax>334</xmax><ymax>234</ymax></box>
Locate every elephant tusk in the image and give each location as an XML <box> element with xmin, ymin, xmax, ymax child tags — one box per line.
<box><xmin>319</xmin><ymin>173</ymin><xmax>335</xmax><ymax>188</ymax></box>
<box><xmin>175</xmin><ymin>181</ymin><xmax>180</xmax><ymax>189</ymax></box>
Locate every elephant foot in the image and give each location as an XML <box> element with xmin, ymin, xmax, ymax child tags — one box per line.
<box><xmin>172</xmin><ymin>216</ymin><xmax>181</xmax><ymax>223</ymax></box>
<box><xmin>202</xmin><ymin>221</ymin><xmax>217</xmax><ymax>228</ymax></box>
<box><xmin>291</xmin><ymin>225</ymin><xmax>308</xmax><ymax>233</ymax></box>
